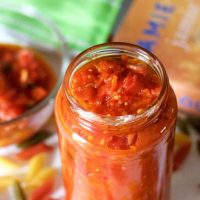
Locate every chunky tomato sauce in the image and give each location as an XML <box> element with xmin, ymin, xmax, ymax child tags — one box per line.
<box><xmin>0</xmin><ymin>44</ymin><xmax>55</xmax><ymax>122</ymax></box>
<box><xmin>55</xmin><ymin>49</ymin><xmax>177</xmax><ymax>200</ymax></box>
<box><xmin>72</xmin><ymin>55</ymin><xmax>161</xmax><ymax>116</ymax></box>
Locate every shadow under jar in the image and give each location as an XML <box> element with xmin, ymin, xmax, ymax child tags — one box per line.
<box><xmin>55</xmin><ymin>43</ymin><xmax>177</xmax><ymax>200</ymax></box>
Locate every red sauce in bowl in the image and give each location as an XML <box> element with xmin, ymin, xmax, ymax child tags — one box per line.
<box><xmin>0</xmin><ymin>44</ymin><xmax>55</xmax><ymax>122</ymax></box>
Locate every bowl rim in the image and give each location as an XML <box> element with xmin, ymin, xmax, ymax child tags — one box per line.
<box><xmin>0</xmin><ymin>3</ymin><xmax>70</xmax><ymax>126</ymax></box>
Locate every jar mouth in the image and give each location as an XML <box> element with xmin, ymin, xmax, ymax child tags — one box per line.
<box><xmin>63</xmin><ymin>42</ymin><xmax>169</xmax><ymax>127</ymax></box>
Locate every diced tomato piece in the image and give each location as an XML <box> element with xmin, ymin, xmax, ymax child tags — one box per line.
<box><xmin>31</xmin><ymin>87</ymin><xmax>48</xmax><ymax>102</ymax></box>
<box><xmin>122</xmin><ymin>73</ymin><xmax>143</xmax><ymax>95</ymax></box>
<box><xmin>151</xmin><ymin>87</ymin><xmax>161</xmax><ymax>96</ymax></box>
<box><xmin>107</xmin><ymin>134</ymin><xmax>137</xmax><ymax>150</ymax></box>
<box><xmin>0</xmin><ymin>94</ymin><xmax>13</xmax><ymax>109</ymax></box>
<box><xmin>97</xmin><ymin>60</ymin><xmax>115</xmax><ymax>73</ymax></box>
<box><xmin>97</xmin><ymin>85</ymin><xmax>112</xmax><ymax>104</ymax></box>
<box><xmin>111</xmin><ymin>75</ymin><xmax>118</xmax><ymax>91</ymax></box>
<box><xmin>17</xmin><ymin>49</ymin><xmax>37</xmax><ymax>69</ymax></box>
<box><xmin>127</xmin><ymin>64</ymin><xmax>148</xmax><ymax>76</ymax></box>
<box><xmin>139</xmin><ymin>88</ymin><xmax>152</xmax><ymax>98</ymax></box>
<box><xmin>107</xmin><ymin>135</ymin><xmax>129</xmax><ymax>150</ymax></box>
<box><xmin>131</xmin><ymin>98</ymin><xmax>152</xmax><ymax>111</ymax></box>
<box><xmin>1</xmin><ymin>105</ymin><xmax>24</xmax><ymax>119</ymax></box>
<box><xmin>0</xmin><ymin>89</ymin><xmax>19</xmax><ymax>112</ymax></box>
<box><xmin>79</xmin><ymin>71</ymin><xmax>96</xmax><ymax>85</ymax></box>
<box><xmin>95</xmin><ymin>73</ymin><xmax>109</xmax><ymax>88</ymax></box>
<box><xmin>121</xmin><ymin>54</ymin><xmax>129</xmax><ymax>62</ymax></box>
<box><xmin>78</xmin><ymin>85</ymin><xmax>96</xmax><ymax>104</ymax></box>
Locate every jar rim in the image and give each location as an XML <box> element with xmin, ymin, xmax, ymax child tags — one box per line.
<box><xmin>63</xmin><ymin>42</ymin><xmax>169</xmax><ymax>127</ymax></box>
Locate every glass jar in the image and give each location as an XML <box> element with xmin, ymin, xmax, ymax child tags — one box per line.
<box><xmin>55</xmin><ymin>43</ymin><xmax>177</xmax><ymax>200</ymax></box>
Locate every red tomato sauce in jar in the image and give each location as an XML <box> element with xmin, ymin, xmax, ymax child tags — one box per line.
<box><xmin>0</xmin><ymin>44</ymin><xmax>55</xmax><ymax>122</ymax></box>
<box><xmin>72</xmin><ymin>55</ymin><xmax>161</xmax><ymax>116</ymax></box>
<box><xmin>55</xmin><ymin>43</ymin><xmax>177</xmax><ymax>200</ymax></box>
